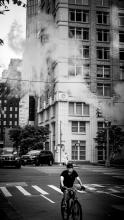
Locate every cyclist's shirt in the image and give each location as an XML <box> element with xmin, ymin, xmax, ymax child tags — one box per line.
<box><xmin>60</xmin><ymin>170</ymin><xmax>78</xmax><ymax>188</ymax></box>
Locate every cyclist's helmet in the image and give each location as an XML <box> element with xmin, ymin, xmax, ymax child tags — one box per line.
<box><xmin>66</xmin><ymin>162</ymin><xmax>73</xmax><ymax>169</ymax></box>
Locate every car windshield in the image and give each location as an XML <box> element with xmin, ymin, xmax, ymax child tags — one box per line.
<box><xmin>0</xmin><ymin>148</ymin><xmax>17</xmax><ymax>155</ymax></box>
<box><xmin>27</xmin><ymin>150</ymin><xmax>41</xmax><ymax>156</ymax></box>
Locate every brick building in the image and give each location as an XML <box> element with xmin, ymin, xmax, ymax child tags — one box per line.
<box><xmin>26</xmin><ymin>0</ymin><xmax>124</xmax><ymax>163</ymax></box>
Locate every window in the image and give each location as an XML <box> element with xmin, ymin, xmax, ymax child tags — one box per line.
<box><xmin>68</xmin><ymin>64</ymin><xmax>83</xmax><ymax>77</ymax></box>
<box><xmin>97</xmin><ymin>47</ymin><xmax>110</xmax><ymax>60</ymax></box>
<box><xmin>76</xmin><ymin>103</ymin><xmax>82</xmax><ymax>115</ymax></box>
<box><xmin>96</xmin><ymin>0</ymin><xmax>110</xmax><ymax>7</ymax></box>
<box><xmin>83</xmin><ymin>103</ymin><xmax>89</xmax><ymax>115</ymax></box>
<box><xmin>118</xmin><ymin>0</ymin><xmax>124</xmax><ymax>8</ymax></box>
<box><xmin>83</xmin><ymin>64</ymin><xmax>90</xmax><ymax>77</ymax></box>
<box><xmin>15</xmin><ymin>114</ymin><xmax>18</xmax><ymax>118</ymax></box>
<box><xmin>71</xmin><ymin>140</ymin><xmax>86</xmax><ymax>161</ymax></box>
<box><xmin>69</xmin><ymin>27</ymin><xmax>89</xmax><ymax>40</ymax></box>
<box><xmin>97</xmin><ymin>83</ymin><xmax>111</xmax><ymax>96</ymax></box>
<box><xmin>120</xmin><ymin>65</ymin><xmax>124</xmax><ymax>80</ymax></box>
<box><xmin>119</xmin><ymin>31</ymin><xmax>124</xmax><ymax>43</ymax></box>
<box><xmin>97</xmin><ymin>65</ymin><xmax>110</xmax><ymax>78</ymax></box>
<box><xmin>68</xmin><ymin>0</ymin><xmax>88</xmax><ymax>5</ymax></box>
<box><xmin>4</xmin><ymin>106</ymin><xmax>7</xmax><ymax>111</ymax></box>
<box><xmin>119</xmin><ymin>14</ymin><xmax>124</xmax><ymax>26</ymax></box>
<box><xmin>69</xmin><ymin>102</ymin><xmax>89</xmax><ymax>115</ymax></box>
<box><xmin>97</xmin><ymin>12</ymin><xmax>109</xmax><ymax>24</ymax></box>
<box><xmin>120</xmin><ymin>49</ymin><xmax>124</xmax><ymax>60</ymax></box>
<box><xmin>3</xmin><ymin>121</ymin><xmax>6</xmax><ymax>125</ymax></box>
<box><xmin>10</xmin><ymin>106</ymin><xmax>13</xmax><ymax>111</ymax></box>
<box><xmin>9</xmin><ymin>114</ymin><xmax>12</xmax><ymax>118</ymax></box>
<box><xmin>79</xmin><ymin>141</ymin><xmax>86</xmax><ymax>160</ymax></box>
<box><xmin>15</xmin><ymin>107</ymin><xmax>18</xmax><ymax>111</ymax></box>
<box><xmin>9</xmin><ymin>121</ymin><xmax>12</xmax><ymax>126</ymax></box>
<box><xmin>4</xmin><ymin>114</ymin><xmax>6</xmax><ymax>118</ymax></box>
<box><xmin>69</xmin><ymin>9</ymin><xmax>89</xmax><ymax>23</ymax></box>
<box><xmin>14</xmin><ymin>121</ymin><xmax>18</xmax><ymax>126</ymax></box>
<box><xmin>69</xmin><ymin>102</ymin><xmax>74</xmax><ymax>115</ymax></box>
<box><xmin>97</xmin><ymin>29</ymin><xmax>109</xmax><ymax>42</ymax></box>
<box><xmin>72</xmin><ymin>121</ymin><xmax>86</xmax><ymax>133</ymax></box>
<box><xmin>80</xmin><ymin>46</ymin><xmax>89</xmax><ymax>59</ymax></box>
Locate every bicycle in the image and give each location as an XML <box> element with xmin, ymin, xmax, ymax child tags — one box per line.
<box><xmin>61</xmin><ymin>186</ymin><xmax>83</xmax><ymax>220</ymax></box>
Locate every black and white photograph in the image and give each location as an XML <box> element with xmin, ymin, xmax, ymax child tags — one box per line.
<box><xmin>0</xmin><ymin>0</ymin><xmax>124</xmax><ymax>220</ymax></box>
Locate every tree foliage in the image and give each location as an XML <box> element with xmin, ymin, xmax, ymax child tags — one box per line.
<box><xmin>95</xmin><ymin>125</ymin><xmax>124</xmax><ymax>155</ymax></box>
<box><xmin>0</xmin><ymin>0</ymin><xmax>26</xmax><ymax>45</ymax></box>
<box><xmin>9</xmin><ymin>125</ymin><xmax>50</xmax><ymax>155</ymax></box>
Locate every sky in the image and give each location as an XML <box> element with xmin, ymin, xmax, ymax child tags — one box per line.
<box><xmin>0</xmin><ymin>1</ymin><xmax>26</xmax><ymax>77</ymax></box>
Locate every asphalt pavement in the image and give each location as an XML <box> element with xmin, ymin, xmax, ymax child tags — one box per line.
<box><xmin>0</xmin><ymin>164</ymin><xmax>124</xmax><ymax>220</ymax></box>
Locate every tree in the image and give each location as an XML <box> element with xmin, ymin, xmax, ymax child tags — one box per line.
<box><xmin>0</xmin><ymin>0</ymin><xmax>26</xmax><ymax>45</ymax></box>
<box><xmin>95</xmin><ymin>125</ymin><xmax>124</xmax><ymax>158</ymax></box>
<box><xmin>9</xmin><ymin>125</ymin><xmax>50</xmax><ymax>155</ymax></box>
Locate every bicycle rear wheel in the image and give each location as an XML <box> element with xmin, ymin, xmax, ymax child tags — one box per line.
<box><xmin>61</xmin><ymin>198</ymin><xmax>69</xmax><ymax>220</ymax></box>
<box><xmin>72</xmin><ymin>200</ymin><xmax>82</xmax><ymax>220</ymax></box>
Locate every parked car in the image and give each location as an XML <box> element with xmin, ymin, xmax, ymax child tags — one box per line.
<box><xmin>0</xmin><ymin>148</ymin><xmax>21</xmax><ymax>169</ymax></box>
<box><xmin>21</xmin><ymin>150</ymin><xmax>41</xmax><ymax>165</ymax></box>
<box><xmin>21</xmin><ymin>150</ymin><xmax>54</xmax><ymax>166</ymax></box>
<box><xmin>35</xmin><ymin>150</ymin><xmax>54</xmax><ymax>166</ymax></box>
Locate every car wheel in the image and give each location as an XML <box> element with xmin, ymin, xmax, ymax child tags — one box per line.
<box><xmin>48</xmin><ymin>160</ymin><xmax>53</xmax><ymax>166</ymax></box>
<box><xmin>35</xmin><ymin>159</ymin><xmax>40</xmax><ymax>166</ymax></box>
<box><xmin>16</xmin><ymin>164</ymin><xmax>21</xmax><ymax>169</ymax></box>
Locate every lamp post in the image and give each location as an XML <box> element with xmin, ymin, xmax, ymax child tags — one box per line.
<box><xmin>104</xmin><ymin>120</ymin><xmax>111</xmax><ymax>167</ymax></box>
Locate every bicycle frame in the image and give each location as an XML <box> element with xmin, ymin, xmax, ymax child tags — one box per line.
<box><xmin>61</xmin><ymin>187</ymin><xmax>82</xmax><ymax>220</ymax></box>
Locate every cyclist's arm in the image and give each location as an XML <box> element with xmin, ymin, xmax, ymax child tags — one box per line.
<box><xmin>76</xmin><ymin>176</ymin><xmax>83</xmax><ymax>187</ymax></box>
<box><xmin>60</xmin><ymin>175</ymin><xmax>64</xmax><ymax>188</ymax></box>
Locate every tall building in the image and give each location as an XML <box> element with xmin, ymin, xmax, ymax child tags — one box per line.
<box><xmin>0</xmin><ymin>82</ymin><xmax>19</xmax><ymax>148</ymax></box>
<box><xmin>26</xmin><ymin>0</ymin><xmax>124</xmax><ymax>163</ymax></box>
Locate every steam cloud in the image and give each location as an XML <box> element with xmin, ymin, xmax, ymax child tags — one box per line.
<box><xmin>8</xmin><ymin>20</ymin><xmax>25</xmax><ymax>55</ymax></box>
<box><xmin>20</xmin><ymin>12</ymin><xmax>124</xmax><ymax>124</ymax></box>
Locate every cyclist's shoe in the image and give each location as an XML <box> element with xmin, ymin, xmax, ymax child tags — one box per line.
<box><xmin>81</xmin><ymin>185</ymin><xmax>85</xmax><ymax>191</ymax></box>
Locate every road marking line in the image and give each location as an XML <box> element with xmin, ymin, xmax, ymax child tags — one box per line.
<box><xmin>108</xmin><ymin>188</ymin><xmax>120</xmax><ymax>193</ymax></box>
<box><xmin>96</xmin><ymin>190</ymin><xmax>105</xmax><ymax>193</ymax></box>
<box><xmin>91</xmin><ymin>184</ymin><xmax>104</xmax><ymax>187</ymax></box>
<box><xmin>48</xmin><ymin>185</ymin><xmax>63</xmax><ymax>194</ymax></box>
<box><xmin>0</xmin><ymin>187</ymin><xmax>12</xmax><ymax>197</ymax></box>
<box><xmin>32</xmin><ymin>185</ymin><xmax>49</xmax><ymax>195</ymax></box>
<box><xmin>40</xmin><ymin>195</ymin><xmax>55</xmax><ymax>203</ymax></box>
<box><xmin>105</xmin><ymin>192</ymin><xmax>124</xmax><ymax>199</ymax></box>
<box><xmin>16</xmin><ymin>186</ymin><xmax>31</xmax><ymax>196</ymax></box>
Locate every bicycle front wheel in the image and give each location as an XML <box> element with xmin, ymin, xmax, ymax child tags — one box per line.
<box><xmin>61</xmin><ymin>198</ymin><xmax>69</xmax><ymax>220</ymax></box>
<box><xmin>72</xmin><ymin>200</ymin><xmax>83</xmax><ymax>220</ymax></box>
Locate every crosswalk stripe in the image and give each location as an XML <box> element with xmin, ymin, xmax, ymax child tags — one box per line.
<box><xmin>48</xmin><ymin>185</ymin><xmax>63</xmax><ymax>194</ymax></box>
<box><xmin>32</xmin><ymin>185</ymin><xmax>49</xmax><ymax>195</ymax></box>
<box><xmin>84</xmin><ymin>184</ymin><xmax>96</xmax><ymax>191</ymax></box>
<box><xmin>108</xmin><ymin>188</ymin><xmax>120</xmax><ymax>193</ymax></box>
<box><xmin>16</xmin><ymin>186</ymin><xmax>31</xmax><ymax>196</ymax></box>
<box><xmin>0</xmin><ymin>187</ymin><xmax>12</xmax><ymax>197</ymax></box>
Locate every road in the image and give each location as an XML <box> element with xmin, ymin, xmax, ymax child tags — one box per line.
<box><xmin>0</xmin><ymin>164</ymin><xmax>124</xmax><ymax>220</ymax></box>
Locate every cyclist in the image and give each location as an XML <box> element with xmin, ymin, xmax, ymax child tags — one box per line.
<box><xmin>60</xmin><ymin>162</ymin><xmax>85</xmax><ymax>206</ymax></box>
